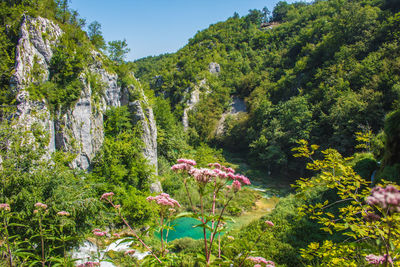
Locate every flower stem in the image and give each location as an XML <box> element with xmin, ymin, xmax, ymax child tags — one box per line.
<box><xmin>208</xmin><ymin>195</ymin><xmax>233</xmax><ymax>259</ymax></box>
<box><xmin>2</xmin><ymin>213</ymin><xmax>13</xmax><ymax>267</ymax></box>
<box><xmin>238</xmin><ymin>225</ymin><xmax>269</xmax><ymax>267</ymax></box>
<box><xmin>38</xmin><ymin>215</ymin><xmax>45</xmax><ymax>267</ymax></box>
<box><xmin>160</xmin><ymin>214</ymin><xmax>164</xmax><ymax>257</ymax></box>
<box><xmin>200</xmin><ymin>194</ymin><xmax>209</xmax><ymax>265</ymax></box>
<box><xmin>107</xmin><ymin>199</ymin><xmax>162</xmax><ymax>264</ymax></box>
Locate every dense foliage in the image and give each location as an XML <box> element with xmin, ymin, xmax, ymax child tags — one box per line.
<box><xmin>1</xmin><ymin>0</ymin><xmax>400</xmax><ymax>266</ymax></box>
<box><xmin>134</xmin><ymin>0</ymin><xmax>400</xmax><ymax>182</ymax></box>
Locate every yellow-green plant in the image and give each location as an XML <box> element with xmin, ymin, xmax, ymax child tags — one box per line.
<box><xmin>292</xmin><ymin>140</ymin><xmax>400</xmax><ymax>267</ymax></box>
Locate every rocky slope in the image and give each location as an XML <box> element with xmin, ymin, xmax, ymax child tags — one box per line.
<box><xmin>11</xmin><ymin>16</ymin><xmax>159</xmax><ymax>179</ymax></box>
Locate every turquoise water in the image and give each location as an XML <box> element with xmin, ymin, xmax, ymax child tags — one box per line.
<box><xmin>156</xmin><ymin>217</ymin><xmax>227</xmax><ymax>241</ymax></box>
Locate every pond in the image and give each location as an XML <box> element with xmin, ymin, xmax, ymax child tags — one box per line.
<box><xmin>156</xmin><ymin>195</ymin><xmax>279</xmax><ymax>241</ymax></box>
<box><xmin>156</xmin><ymin>217</ymin><xmax>220</xmax><ymax>241</ymax></box>
<box><xmin>156</xmin><ymin>153</ymin><xmax>289</xmax><ymax>241</ymax></box>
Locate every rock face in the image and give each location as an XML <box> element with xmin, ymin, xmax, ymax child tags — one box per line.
<box><xmin>11</xmin><ymin>16</ymin><xmax>123</xmax><ymax>169</ymax></box>
<box><xmin>208</xmin><ymin>62</ymin><xmax>220</xmax><ymax>74</ymax></box>
<box><xmin>182</xmin><ymin>79</ymin><xmax>208</xmax><ymax>130</ymax></box>
<box><xmin>11</xmin><ymin>16</ymin><xmax>159</xmax><ymax>177</ymax></box>
<box><xmin>129</xmin><ymin>99</ymin><xmax>158</xmax><ymax>174</ymax></box>
<box><xmin>127</xmin><ymin>84</ymin><xmax>161</xmax><ymax>192</ymax></box>
<box><xmin>215</xmin><ymin>97</ymin><xmax>247</xmax><ymax>136</ymax></box>
<box><xmin>11</xmin><ymin>15</ymin><xmax>62</xmax><ymax>157</ymax></box>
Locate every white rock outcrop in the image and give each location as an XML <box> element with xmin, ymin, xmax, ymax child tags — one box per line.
<box><xmin>182</xmin><ymin>79</ymin><xmax>209</xmax><ymax>130</ymax></box>
<box><xmin>11</xmin><ymin>16</ymin><xmax>159</xmax><ymax>176</ymax></box>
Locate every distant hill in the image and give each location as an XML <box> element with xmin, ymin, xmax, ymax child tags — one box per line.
<box><xmin>134</xmin><ymin>0</ymin><xmax>400</xmax><ymax>180</ymax></box>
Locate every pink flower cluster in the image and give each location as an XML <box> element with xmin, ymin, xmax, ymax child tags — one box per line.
<box><xmin>57</xmin><ymin>211</ymin><xmax>70</xmax><ymax>216</ymax></box>
<box><xmin>265</xmin><ymin>220</ymin><xmax>274</xmax><ymax>227</ymax></box>
<box><xmin>171</xmin><ymin>159</ymin><xmax>196</xmax><ymax>172</ymax></box>
<box><xmin>213</xmin><ymin>168</ymin><xmax>228</xmax><ymax>179</ymax></box>
<box><xmin>222</xmin><ymin>166</ymin><xmax>235</xmax><ymax>174</ymax></box>
<box><xmin>235</xmin><ymin>174</ymin><xmax>251</xmax><ymax>185</ymax></box>
<box><xmin>146</xmin><ymin>193</ymin><xmax>181</xmax><ymax>208</ymax></box>
<box><xmin>113</xmin><ymin>233</ymin><xmax>121</xmax><ymax>238</ymax></box>
<box><xmin>124</xmin><ymin>249</ymin><xmax>136</xmax><ymax>255</ymax></box>
<box><xmin>208</xmin><ymin>163</ymin><xmax>221</xmax><ymax>169</ymax></box>
<box><xmin>366</xmin><ymin>185</ymin><xmax>400</xmax><ymax>213</ymax></box>
<box><xmin>0</xmin><ymin>203</ymin><xmax>10</xmax><ymax>211</ymax></box>
<box><xmin>92</xmin><ymin>229</ymin><xmax>107</xmax><ymax>237</ymax></box>
<box><xmin>232</xmin><ymin>180</ymin><xmax>241</xmax><ymax>191</ymax></box>
<box><xmin>189</xmin><ymin>167</ymin><xmax>217</xmax><ymax>183</ymax></box>
<box><xmin>77</xmin><ymin>262</ymin><xmax>100</xmax><ymax>267</ymax></box>
<box><xmin>172</xmin><ymin>159</ymin><xmax>251</xmax><ymax>190</ymax></box>
<box><xmin>247</xmin><ymin>256</ymin><xmax>275</xmax><ymax>266</ymax></box>
<box><xmin>177</xmin><ymin>158</ymin><xmax>197</xmax><ymax>166</ymax></box>
<box><xmin>100</xmin><ymin>192</ymin><xmax>114</xmax><ymax>201</ymax></box>
<box><xmin>171</xmin><ymin>163</ymin><xmax>193</xmax><ymax>171</ymax></box>
<box><xmin>365</xmin><ymin>254</ymin><xmax>392</xmax><ymax>265</ymax></box>
<box><xmin>363</xmin><ymin>209</ymin><xmax>380</xmax><ymax>222</ymax></box>
<box><xmin>34</xmin><ymin>202</ymin><xmax>48</xmax><ymax>209</ymax></box>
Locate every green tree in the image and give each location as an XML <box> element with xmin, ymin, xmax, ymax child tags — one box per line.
<box><xmin>271</xmin><ymin>1</ymin><xmax>290</xmax><ymax>22</ymax></box>
<box><xmin>262</xmin><ymin>6</ymin><xmax>271</xmax><ymax>23</ymax></box>
<box><xmin>107</xmin><ymin>39</ymin><xmax>131</xmax><ymax>64</ymax></box>
<box><xmin>88</xmin><ymin>21</ymin><xmax>106</xmax><ymax>50</ymax></box>
<box><xmin>56</xmin><ymin>0</ymin><xmax>70</xmax><ymax>23</ymax></box>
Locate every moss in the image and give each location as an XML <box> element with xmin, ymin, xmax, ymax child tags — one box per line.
<box><xmin>85</xmin><ymin>71</ymin><xmax>106</xmax><ymax>104</ymax></box>
<box><xmin>41</xmin><ymin>31</ymin><xmax>48</xmax><ymax>41</ymax></box>
<box><xmin>31</xmin><ymin>54</ymin><xmax>46</xmax><ymax>82</ymax></box>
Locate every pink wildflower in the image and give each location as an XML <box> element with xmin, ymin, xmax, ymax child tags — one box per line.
<box><xmin>247</xmin><ymin>256</ymin><xmax>274</xmax><ymax>265</ymax></box>
<box><xmin>57</xmin><ymin>211</ymin><xmax>70</xmax><ymax>216</ymax></box>
<box><xmin>34</xmin><ymin>202</ymin><xmax>47</xmax><ymax>209</ymax></box>
<box><xmin>77</xmin><ymin>262</ymin><xmax>100</xmax><ymax>267</ymax></box>
<box><xmin>115</xmin><ymin>204</ymin><xmax>121</xmax><ymax>209</ymax></box>
<box><xmin>222</xmin><ymin>166</ymin><xmax>235</xmax><ymax>173</ymax></box>
<box><xmin>254</xmin><ymin>265</ymin><xmax>262</xmax><ymax>267</ymax></box>
<box><xmin>171</xmin><ymin>163</ymin><xmax>193</xmax><ymax>172</ymax></box>
<box><xmin>235</xmin><ymin>174</ymin><xmax>251</xmax><ymax>185</ymax></box>
<box><xmin>100</xmin><ymin>192</ymin><xmax>114</xmax><ymax>201</ymax></box>
<box><xmin>227</xmin><ymin>172</ymin><xmax>236</xmax><ymax>180</ymax></box>
<box><xmin>232</xmin><ymin>180</ymin><xmax>242</xmax><ymax>192</ymax></box>
<box><xmin>93</xmin><ymin>231</ymin><xmax>106</xmax><ymax>237</ymax></box>
<box><xmin>366</xmin><ymin>185</ymin><xmax>400</xmax><ymax>213</ymax></box>
<box><xmin>124</xmin><ymin>249</ymin><xmax>136</xmax><ymax>255</ymax></box>
<box><xmin>265</xmin><ymin>220</ymin><xmax>274</xmax><ymax>227</ymax></box>
<box><xmin>177</xmin><ymin>158</ymin><xmax>196</xmax><ymax>166</ymax></box>
<box><xmin>0</xmin><ymin>203</ymin><xmax>10</xmax><ymax>212</ymax></box>
<box><xmin>365</xmin><ymin>254</ymin><xmax>392</xmax><ymax>265</ymax></box>
<box><xmin>208</xmin><ymin>163</ymin><xmax>221</xmax><ymax>169</ymax></box>
<box><xmin>113</xmin><ymin>233</ymin><xmax>121</xmax><ymax>238</ymax></box>
<box><xmin>147</xmin><ymin>193</ymin><xmax>181</xmax><ymax>208</ymax></box>
<box><xmin>189</xmin><ymin>167</ymin><xmax>217</xmax><ymax>184</ymax></box>
<box><xmin>33</xmin><ymin>209</ymin><xmax>38</xmax><ymax>214</ymax></box>
<box><xmin>363</xmin><ymin>209</ymin><xmax>380</xmax><ymax>222</ymax></box>
<box><xmin>92</xmin><ymin>229</ymin><xmax>106</xmax><ymax>237</ymax></box>
<box><xmin>213</xmin><ymin>168</ymin><xmax>228</xmax><ymax>179</ymax></box>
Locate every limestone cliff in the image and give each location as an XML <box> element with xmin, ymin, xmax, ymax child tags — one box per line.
<box><xmin>182</xmin><ymin>63</ymin><xmax>218</xmax><ymax>130</ymax></box>
<box><xmin>11</xmin><ymin>16</ymin><xmax>160</xmax><ymax>178</ymax></box>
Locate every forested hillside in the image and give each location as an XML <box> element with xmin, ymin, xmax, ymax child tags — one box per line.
<box><xmin>1</xmin><ymin>0</ymin><xmax>400</xmax><ymax>266</ymax></box>
<box><xmin>134</xmin><ymin>0</ymin><xmax>400</xmax><ymax>181</ymax></box>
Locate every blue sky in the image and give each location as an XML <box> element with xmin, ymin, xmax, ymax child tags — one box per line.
<box><xmin>70</xmin><ymin>0</ymin><xmax>309</xmax><ymax>61</ymax></box>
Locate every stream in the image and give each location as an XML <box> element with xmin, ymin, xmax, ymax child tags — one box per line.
<box><xmin>72</xmin><ymin>155</ymin><xmax>290</xmax><ymax>265</ymax></box>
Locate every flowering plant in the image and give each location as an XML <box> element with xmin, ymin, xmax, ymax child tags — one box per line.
<box><xmin>146</xmin><ymin>193</ymin><xmax>181</xmax><ymax>257</ymax></box>
<box><xmin>171</xmin><ymin>158</ymin><xmax>252</xmax><ymax>266</ymax></box>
